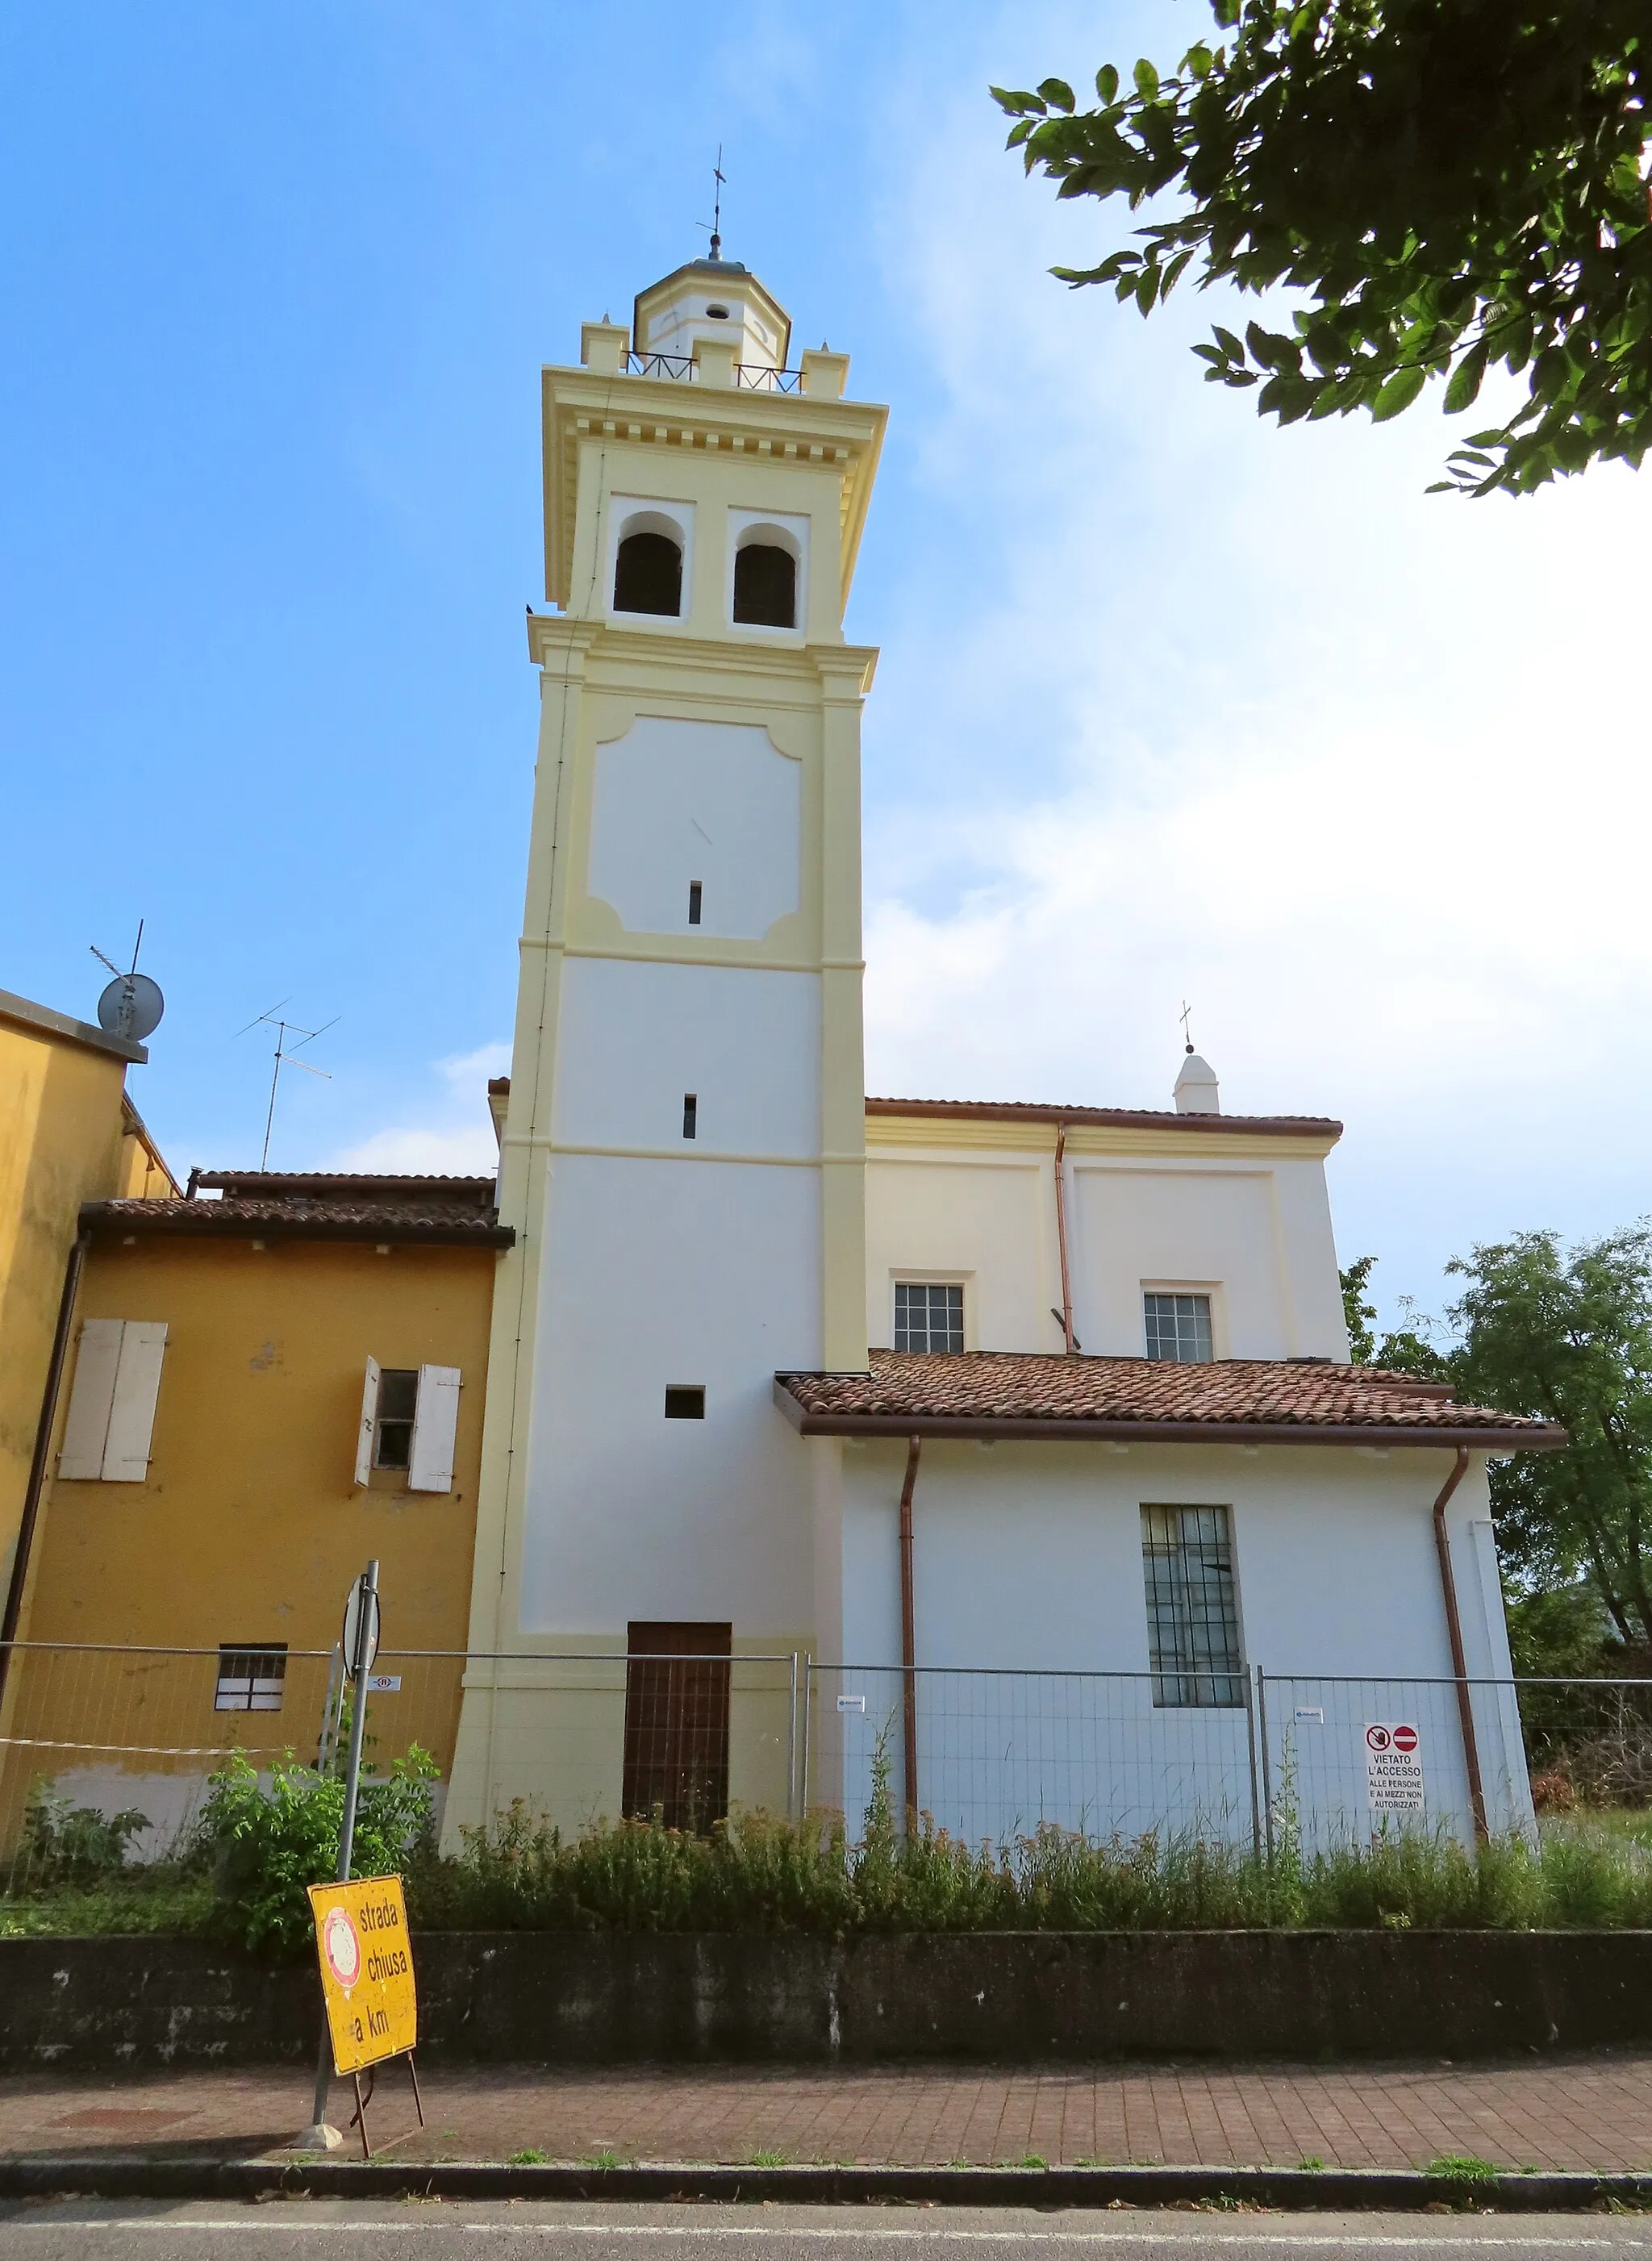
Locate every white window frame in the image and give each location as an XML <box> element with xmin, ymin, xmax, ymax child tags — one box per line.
<box><xmin>1141</xmin><ymin>1283</ymin><xmax>1224</xmax><ymax>1363</ymax></box>
<box><xmin>726</xmin><ymin>507</ymin><xmax>809</xmax><ymax>637</ymax></box>
<box><xmin>892</xmin><ymin>1277</ymin><xmax>969</xmax><ymax>1355</ymax></box>
<box><xmin>215</xmin><ymin>1643</ymin><xmax>289</xmax><ymax>1712</ymax></box>
<box><xmin>353</xmin><ymin>1358</ymin><xmax>461</xmax><ymax>1493</ymax></box>
<box><xmin>607</xmin><ymin>494</ymin><xmax>695</xmax><ymax>624</ymax></box>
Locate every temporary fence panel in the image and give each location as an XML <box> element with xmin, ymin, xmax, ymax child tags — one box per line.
<box><xmin>805</xmin><ymin>1663</ymin><xmax>1261</xmax><ymax>1851</ymax></box>
<box><xmin>1254</xmin><ymin>1673</ymin><xmax>1537</xmax><ymax>1852</ymax></box>
<box><xmin>0</xmin><ymin>1642</ymin><xmax>801</xmax><ymax>1871</ymax></box>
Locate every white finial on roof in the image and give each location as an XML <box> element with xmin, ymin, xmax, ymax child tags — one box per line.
<box><xmin>1174</xmin><ymin>1016</ymin><xmax>1220</xmax><ymax>1116</ymax></box>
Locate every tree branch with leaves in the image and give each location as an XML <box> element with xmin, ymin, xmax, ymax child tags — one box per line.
<box><xmin>994</xmin><ymin>1</ymin><xmax>1651</xmax><ymax>494</ymax></box>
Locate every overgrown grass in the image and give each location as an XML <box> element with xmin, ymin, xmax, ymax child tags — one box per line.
<box><xmin>0</xmin><ymin>1871</ymin><xmax>214</xmax><ymax>1938</ymax></box>
<box><xmin>11</xmin><ymin>1731</ymin><xmax>1652</xmax><ymax>1947</ymax></box>
<box><xmin>399</xmin><ymin>1801</ymin><xmax>1652</xmax><ymax>1936</ymax></box>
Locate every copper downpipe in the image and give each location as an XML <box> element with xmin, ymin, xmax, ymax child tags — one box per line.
<box><xmin>1431</xmin><ymin>1444</ymin><xmax>1488</xmax><ymax>1841</ymax></box>
<box><xmin>897</xmin><ymin>1434</ymin><xmax>921</xmax><ymax>1821</ymax></box>
<box><xmin>1053</xmin><ymin>1122</ymin><xmax>1076</xmax><ymax>1354</ymax></box>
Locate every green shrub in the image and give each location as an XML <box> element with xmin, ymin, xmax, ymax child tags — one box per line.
<box><xmin>199</xmin><ymin>1745</ymin><xmax>438</xmax><ymax>1954</ymax></box>
<box><xmin>13</xmin><ymin>1783</ymin><xmax>150</xmax><ymax>1888</ymax></box>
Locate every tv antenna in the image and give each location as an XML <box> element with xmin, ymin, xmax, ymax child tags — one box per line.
<box><xmin>234</xmin><ymin>1001</ymin><xmax>338</xmax><ymax>1170</ymax></box>
<box><xmin>1179</xmin><ymin>999</ymin><xmax>1195</xmax><ymax>1054</ymax></box>
<box><xmin>697</xmin><ymin>146</ymin><xmax>726</xmax><ymax>260</ymax></box>
<box><xmin>90</xmin><ymin>921</ymin><xmax>165</xmax><ymax>1044</ymax></box>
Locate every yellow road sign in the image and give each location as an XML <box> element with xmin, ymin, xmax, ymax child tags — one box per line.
<box><xmin>307</xmin><ymin>1874</ymin><xmax>417</xmax><ymax>2075</ymax></box>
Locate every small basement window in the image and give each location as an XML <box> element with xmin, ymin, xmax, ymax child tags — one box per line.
<box><xmin>614</xmin><ymin>529</ymin><xmax>683</xmax><ymax>617</ymax></box>
<box><xmin>215</xmin><ymin>1644</ymin><xmax>288</xmax><ymax>1712</ymax></box>
<box><xmin>894</xmin><ymin>1282</ymin><xmax>964</xmax><ymax>1354</ymax></box>
<box><xmin>1144</xmin><ymin>1291</ymin><xmax>1213</xmax><ymax>1364</ymax></box>
<box><xmin>665</xmin><ymin>1386</ymin><xmax>706</xmax><ymax>1419</ymax></box>
<box><xmin>373</xmin><ymin>1368</ymin><xmax>419</xmax><ymax>1469</ymax></box>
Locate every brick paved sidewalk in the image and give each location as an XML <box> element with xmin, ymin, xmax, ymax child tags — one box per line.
<box><xmin>2</xmin><ymin>2055</ymin><xmax>1652</xmax><ymax>2172</ymax></box>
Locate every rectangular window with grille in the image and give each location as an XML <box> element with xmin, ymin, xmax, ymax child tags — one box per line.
<box><xmin>894</xmin><ymin>1281</ymin><xmax>964</xmax><ymax>1354</ymax></box>
<box><xmin>1140</xmin><ymin>1505</ymin><xmax>1244</xmax><ymax>1708</ymax></box>
<box><xmin>622</xmin><ymin>1621</ymin><xmax>731</xmax><ymax>1832</ymax></box>
<box><xmin>1143</xmin><ymin>1291</ymin><xmax>1214</xmax><ymax>1363</ymax></box>
<box><xmin>215</xmin><ymin>1644</ymin><xmax>288</xmax><ymax>1712</ymax></box>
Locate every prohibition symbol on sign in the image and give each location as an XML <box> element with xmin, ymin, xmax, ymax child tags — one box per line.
<box><xmin>322</xmin><ymin>1906</ymin><xmax>361</xmax><ymax>1990</ymax></box>
<box><xmin>1364</xmin><ymin>1721</ymin><xmax>1425</xmax><ymax>1814</ymax></box>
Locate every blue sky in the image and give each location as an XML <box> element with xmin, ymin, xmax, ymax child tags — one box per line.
<box><xmin>3</xmin><ymin>2</ymin><xmax>1647</xmax><ymax>1339</ymax></box>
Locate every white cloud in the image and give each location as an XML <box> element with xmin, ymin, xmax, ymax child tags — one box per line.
<box><xmin>856</xmin><ymin>0</ymin><xmax>1652</xmax><ymax>1310</ymax></box>
<box><xmin>328</xmin><ymin>1041</ymin><xmax>509</xmax><ymax>1177</ymax></box>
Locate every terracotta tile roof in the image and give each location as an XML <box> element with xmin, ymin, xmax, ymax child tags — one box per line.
<box><xmin>774</xmin><ymin>1350</ymin><xmax>1564</xmax><ymax>1450</ymax></box>
<box><xmin>191</xmin><ymin>1170</ymin><xmax>499</xmax><ymax>1205</ymax></box>
<box><xmin>867</xmin><ymin>1098</ymin><xmax>1341</xmax><ymax>1139</ymax></box>
<box><xmin>83</xmin><ymin>1172</ymin><xmax>512</xmax><ymax>1249</ymax></box>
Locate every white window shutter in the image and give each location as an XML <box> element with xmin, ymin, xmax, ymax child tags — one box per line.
<box><xmin>100</xmin><ymin>1320</ymin><xmax>168</xmax><ymax>1482</ymax></box>
<box><xmin>58</xmin><ymin>1319</ymin><xmax>126</xmax><ymax>1480</ymax></box>
<box><xmin>408</xmin><ymin>1365</ymin><xmax>461</xmax><ymax>1493</ymax></box>
<box><xmin>354</xmin><ymin>1357</ymin><xmax>381</xmax><ymax>1487</ymax></box>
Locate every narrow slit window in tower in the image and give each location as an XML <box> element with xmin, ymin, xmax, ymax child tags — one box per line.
<box><xmin>614</xmin><ymin>530</ymin><xmax>682</xmax><ymax>617</ymax></box>
<box><xmin>682</xmin><ymin>1093</ymin><xmax>697</xmax><ymax>1139</ymax></box>
<box><xmin>732</xmin><ymin>542</ymin><xmax>795</xmax><ymax>628</ymax></box>
<box><xmin>687</xmin><ymin>880</ymin><xmax>703</xmax><ymax>925</ymax></box>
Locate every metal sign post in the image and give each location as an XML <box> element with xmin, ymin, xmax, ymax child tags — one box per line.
<box><xmin>295</xmin><ymin>1559</ymin><xmax>380</xmax><ymax>2153</ymax></box>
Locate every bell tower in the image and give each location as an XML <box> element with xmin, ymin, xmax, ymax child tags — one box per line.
<box><xmin>445</xmin><ymin>252</ymin><xmax>886</xmax><ymax>1833</ymax></box>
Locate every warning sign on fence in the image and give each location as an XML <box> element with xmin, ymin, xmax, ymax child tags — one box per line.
<box><xmin>1364</xmin><ymin>1722</ymin><xmax>1425</xmax><ymax>1814</ymax></box>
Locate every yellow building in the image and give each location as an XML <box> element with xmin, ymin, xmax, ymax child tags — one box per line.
<box><xmin>1</xmin><ymin>987</ymin><xmax>173</xmax><ymax>1633</ymax></box>
<box><xmin>0</xmin><ymin>1169</ymin><xmax>511</xmax><ymax>1855</ymax></box>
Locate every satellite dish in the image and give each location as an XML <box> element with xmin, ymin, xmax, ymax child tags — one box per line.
<box><xmin>97</xmin><ymin>973</ymin><xmax>165</xmax><ymax>1043</ymax></box>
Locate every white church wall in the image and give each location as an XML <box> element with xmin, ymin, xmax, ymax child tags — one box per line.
<box><xmin>864</xmin><ymin>1155</ymin><xmax>1053</xmax><ymax>1351</ymax></box>
<box><xmin>519</xmin><ymin>1152</ymin><xmax>820</xmax><ymax>1634</ymax></box>
<box><xmin>586</xmin><ymin>715</ymin><xmax>801</xmax><ymax>941</ymax></box>
<box><xmin>823</xmin><ymin>1440</ymin><xmax>1521</xmax><ymax>1847</ymax></box>
<box><xmin>553</xmin><ymin>959</ymin><xmax>821</xmax><ymax>1158</ymax></box>
<box><xmin>863</xmin><ymin>1137</ymin><xmax>1350</xmax><ymax>1363</ymax></box>
<box><xmin>1071</xmin><ymin>1163</ymin><xmax>1287</xmax><ymax>1358</ymax></box>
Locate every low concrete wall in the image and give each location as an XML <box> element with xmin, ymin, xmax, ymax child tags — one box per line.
<box><xmin>5</xmin><ymin>1930</ymin><xmax>1651</xmax><ymax>2070</ymax></box>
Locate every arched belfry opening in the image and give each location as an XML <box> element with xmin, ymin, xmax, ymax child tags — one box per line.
<box><xmin>732</xmin><ymin>538</ymin><xmax>797</xmax><ymax>629</ymax></box>
<box><xmin>614</xmin><ymin>525</ymin><xmax>683</xmax><ymax>617</ymax></box>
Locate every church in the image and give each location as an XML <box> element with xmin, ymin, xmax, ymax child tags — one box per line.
<box><xmin>2</xmin><ymin>247</ymin><xmax>1566</xmax><ymax>1863</ymax></box>
<box><xmin>435</xmin><ymin>248</ymin><xmax>1562</xmax><ymax>1854</ymax></box>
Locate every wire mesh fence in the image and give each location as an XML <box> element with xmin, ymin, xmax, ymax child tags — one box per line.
<box><xmin>804</xmin><ymin>1664</ymin><xmax>1262</xmax><ymax>1851</ymax></box>
<box><xmin>10</xmin><ymin>1637</ymin><xmax>1652</xmax><ymax>1882</ymax></box>
<box><xmin>0</xmin><ymin>1642</ymin><xmax>799</xmax><ymax>1879</ymax></box>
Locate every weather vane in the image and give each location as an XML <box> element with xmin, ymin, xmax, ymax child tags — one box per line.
<box><xmin>1180</xmin><ymin>1000</ymin><xmax>1195</xmax><ymax>1055</ymax></box>
<box><xmin>698</xmin><ymin>146</ymin><xmax>726</xmax><ymax>260</ymax></box>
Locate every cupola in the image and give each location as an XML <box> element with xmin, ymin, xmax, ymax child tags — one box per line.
<box><xmin>632</xmin><ymin>256</ymin><xmax>792</xmax><ymax>373</ymax></box>
<box><xmin>1173</xmin><ymin>1047</ymin><xmax>1220</xmax><ymax>1115</ymax></box>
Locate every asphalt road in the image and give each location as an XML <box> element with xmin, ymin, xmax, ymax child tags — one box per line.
<box><xmin>0</xmin><ymin>2205</ymin><xmax>1648</xmax><ymax>2261</ymax></box>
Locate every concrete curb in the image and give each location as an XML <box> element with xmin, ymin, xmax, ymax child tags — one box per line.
<box><xmin>1</xmin><ymin>2157</ymin><xmax>1649</xmax><ymax>2210</ymax></box>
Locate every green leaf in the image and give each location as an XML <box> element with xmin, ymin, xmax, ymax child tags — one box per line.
<box><xmin>989</xmin><ymin>86</ymin><xmax>1045</xmax><ymax>115</ymax></box>
<box><xmin>1183</xmin><ymin>42</ymin><xmax>1214</xmax><ymax>79</ymax></box>
<box><xmin>1095</xmin><ymin>64</ymin><xmax>1119</xmax><ymax>102</ymax></box>
<box><xmin>1443</xmin><ymin>340</ymin><xmax>1488</xmax><ymax>414</ymax></box>
<box><xmin>1212</xmin><ymin>325</ymin><xmax>1245</xmax><ymax>361</ymax></box>
<box><xmin>1372</xmin><ymin>364</ymin><xmax>1428</xmax><ymax>421</ymax></box>
<box><xmin>1136</xmin><ymin>267</ymin><xmax>1158</xmax><ymax>315</ymax></box>
<box><xmin>1037</xmin><ymin>77</ymin><xmax>1076</xmax><ymax>112</ymax></box>
<box><xmin>1133</xmin><ymin>56</ymin><xmax>1160</xmax><ymax>99</ymax></box>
